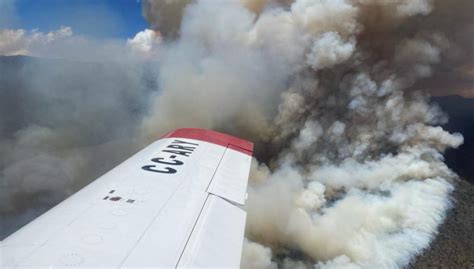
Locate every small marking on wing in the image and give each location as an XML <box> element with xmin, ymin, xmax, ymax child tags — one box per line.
<box><xmin>103</xmin><ymin>191</ymin><xmax>136</xmax><ymax>205</ymax></box>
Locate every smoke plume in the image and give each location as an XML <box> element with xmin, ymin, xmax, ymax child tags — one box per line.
<box><xmin>141</xmin><ymin>0</ymin><xmax>471</xmax><ymax>268</ymax></box>
<box><xmin>0</xmin><ymin>27</ymin><xmax>158</xmax><ymax>237</ymax></box>
<box><xmin>1</xmin><ymin>0</ymin><xmax>471</xmax><ymax>268</ymax></box>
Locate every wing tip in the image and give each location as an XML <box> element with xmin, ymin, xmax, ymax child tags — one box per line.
<box><xmin>161</xmin><ymin>128</ymin><xmax>254</xmax><ymax>155</ymax></box>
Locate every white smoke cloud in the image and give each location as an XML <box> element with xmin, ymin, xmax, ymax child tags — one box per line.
<box><xmin>1</xmin><ymin>0</ymin><xmax>471</xmax><ymax>267</ymax></box>
<box><xmin>0</xmin><ymin>27</ymin><xmax>73</xmax><ymax>56</ymax></box>
<box><xmin>306</xmin><ymin>32</ymin><xmax>355</xmax><ymax>70</ymax></box>
<box><xmin>241</xmin><ymin>239</ymin><xmax>277</xmax><ymax>269</ymax></box>
<box><xmin>0</xmin><ymin>26</ymin><xmax>149</xmax><ymax>62</ymax></box>
<box><xmin>127</xmin><ymin>29</ymin><xmax>162</xmax><ymax>57</ymax></box>
<box><xmin>139</xmin><ymin>0</ymin><xmax>469</xmax><ymax>268</ymax></box>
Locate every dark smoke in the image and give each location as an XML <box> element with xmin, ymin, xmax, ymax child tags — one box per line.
<box><xmin>140</xmin><ymin>0</ymin><xmax>472</xmax><ymax>268</ymax></box>
<box><xmin>142</xmin><ymin>0</ymin><xmax>190</xmax><ymax>38</ymax></box>
<box><xmin>1</xmin><ymin>0</ymin><xmax>472</xmax><ymax>268</ymax></box>
<box><xmin>0</xmin><ymin>55</ymin><xmax>157</xmax><ymax>238</ymax></box>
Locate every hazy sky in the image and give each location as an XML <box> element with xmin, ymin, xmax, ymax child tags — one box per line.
<box><xmin>1</xmin><ymin>0</ymin><xmax>147</xmax><ymax>39</ymax></box>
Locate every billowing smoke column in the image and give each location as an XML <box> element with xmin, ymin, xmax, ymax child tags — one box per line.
<box><xmin>141</xmin><ymin>0</ymin><xmax>471</xmax><ymax>268</ymax></box>
<box><xmin>0</xmin><ymin>50</ymin><xmax>154</xmax><ymax>238</ymax></box>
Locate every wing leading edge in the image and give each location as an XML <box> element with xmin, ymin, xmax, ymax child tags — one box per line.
<box><xmin>1</xmin><ymin>128</ymin><xmax>253</xmax><ymax>268</ymax></box>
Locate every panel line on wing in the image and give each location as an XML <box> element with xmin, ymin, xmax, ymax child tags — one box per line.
<box><xmin>176</xmin><ymin>194</ymin><xmax>247</xmax><ymax>268</ymax></box>
<box><xmin>7</xmin><ymin>199</ymin><xmax>98</xmax><ymax>267</ymax></box>
<box><xmin>173</xmin><ymin>146</ymin><xmax>228</xmax><ymax>268</ymax></box>
<box><xmin>205</xmin><ymin>146</ymin><xmax>229</xmax><ymax>192</ymax></box>
<box><xmin>173</xmin><ymin>194</ymin><xmax>210</xmax><ymax>269</ymax></box>
<box><xmin>206</xmin><ymin>146</ymin><xmax>251</xmax><ymax>205</ymax></box>
<box><xmin>117</xmin><ymin>162</ymin><xmax>200</xmax><ymax>268</ymax></box>
<box><xmin>117</xmin><ymin>142</ymin><xmax>225</xmax><ymax>268</ymax></box>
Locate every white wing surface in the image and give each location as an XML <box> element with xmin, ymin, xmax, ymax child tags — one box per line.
<box><xmin>1</xmin><ymin>128</ymin><xmax>253</xmax><ymax>268</ymax></box>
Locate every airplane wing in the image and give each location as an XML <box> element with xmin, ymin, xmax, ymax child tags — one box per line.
<box><xmin>1</xmin><ymin>128</ymin><xmax>253</xmax><ymax>268</ymax></box>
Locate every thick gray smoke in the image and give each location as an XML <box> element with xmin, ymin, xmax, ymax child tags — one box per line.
<box><xmin>1</xmin><ymin>0</ymin><xmax>471</xmax><ymax>267</ymax></box>
<box><xmin>142</xmin><ymin>0</ymin><xmax>190</xmax><ymax>38</ymax></box>
<box><xmin>0</xmin><ymin>29</ymin><xmax>158</xmax><ymax>237</ymax></box>
<box><xmin>141</xmin><ymin>0</ymin><xmax>471</xmax><ymax>268</ymax></box>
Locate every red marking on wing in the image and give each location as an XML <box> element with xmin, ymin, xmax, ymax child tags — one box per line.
<box><xmin>161</xmin><ymin>128</ymin><xmax>253</xmax><ymax>156</ymax></box>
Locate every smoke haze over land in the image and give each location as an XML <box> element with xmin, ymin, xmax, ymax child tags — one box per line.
<box><xmin>0</xmin><ymin>54</ymin><xmax>156</xmax><ymax>237</ymax></box>
<box><xmin>1</xmin><ymin>0</ymin><xmax>473</xmax><ymax>268</ymax></box>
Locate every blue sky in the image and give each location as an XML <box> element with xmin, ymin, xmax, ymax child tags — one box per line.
<box><xmin>4</xmin><ymin>0</ymin><xmax>148</xmax><ymax>39</ymax></box>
